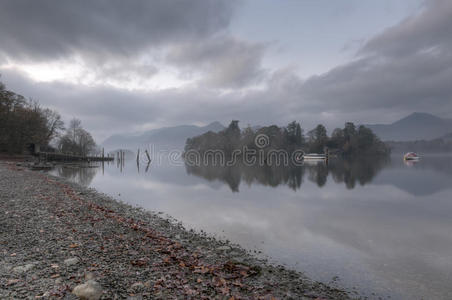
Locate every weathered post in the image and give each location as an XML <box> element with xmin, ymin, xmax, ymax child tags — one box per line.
<box><xmin>144</xmin><ymin>149</ymin><xmax>151</xmax><ymax>163</ymax></box>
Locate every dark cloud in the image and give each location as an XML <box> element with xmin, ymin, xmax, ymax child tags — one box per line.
<box><xmin>0</xmin><ymin>67</ymin><xmax>323</xmax><ymax>141</ymax></box>
<box><xmin>0</xmin><ymin>0</ymin><xmax>235</xmax><ymax>62</ymax></box>
<box><xmin>91</xmin><ymin>62</ymin><xmax>159</xmax><ymax>83</ymax></box>
<box><xmin>359</xmin><ymin>0</ymin><xmax>452</xmax><ymax>57</ymax></box>
<box><xmin>1</xmin><ymin>0</ymin><xmax>451</xmax><ymax>141</ymax></box>
<box><xmin>297</xmin><ymin>0</ymin><xmax>452</xmax><ymax>120</ymax></box>
<box><xmin>167</xmin><ymin>36</ymin><xmax>267</xmax><ymax>88</ymax></box>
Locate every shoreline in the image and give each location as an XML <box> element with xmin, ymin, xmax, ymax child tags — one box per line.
<box><xmin>0</xmin><ymin>161</ymin><xmax>350</xmax><ymax>299</ymax></box>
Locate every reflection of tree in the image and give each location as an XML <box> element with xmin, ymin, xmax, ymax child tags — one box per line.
<box><xmin>54</xmin><ymin>163</ymin><xmax>98</xmax><ymax>187</ymax></box>
<box><xmin>306</xmin><ymin>162</ymin><xmax>328</xmax><ymax>187</ymax></box>
<box><xmin>185</xmin><ymin>163</ymin><xmax>305</xmax><ymax>192</ymax></box>
<box><xmin>328</xmin><ymin>156</ymin><xmax>389</xmax><ymax>189</ymax></box>
<box><xmin>185</xmin><ymin>156</ymin><xmax>388</xmax><ymax>192</ymax></box>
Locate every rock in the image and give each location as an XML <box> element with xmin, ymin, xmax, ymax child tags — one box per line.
<box><xmin>12</xmin><ymin>263</ymin><xmax>35</xmax><ymax>274</ymax></box>
<box><xmin>217</xmin><ymin>246</ymin><xmax>231</xmax><ymax>251</ymax></box>
<box><xmin>64</xmin><ymin>257</ymin><xmax>80</xmax><ymax>266</ymax></box>
<box><xmin>73</xmin><ymin>280</ymin><xmax>103</xmax><ymax>300</ymax></box>
<box><xmin>130</xmin><ymin>282</ymin><xmax>144</xmax><ymax>291</ymax></box>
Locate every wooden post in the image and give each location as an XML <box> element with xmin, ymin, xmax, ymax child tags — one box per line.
<box><xmin>145</xmin><ymin>149</ymin><xmax>151</xmax><ymax>163</ymax></box>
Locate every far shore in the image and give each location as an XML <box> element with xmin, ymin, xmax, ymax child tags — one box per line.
<box><xmin>0</xmin><ymin>159</ymin><xmax>351</xmax><ymax>299</ymax></box>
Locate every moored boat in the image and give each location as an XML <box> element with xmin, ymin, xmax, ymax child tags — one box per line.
<box><xmin>303</xmin><ymin>153</ymin><xmax>326</xmax><ymax>160</ymax></box>
<box><xmin>403</xmin><ymin>152</ymin><xmax>420</xmax><ymax>161</ymax></box>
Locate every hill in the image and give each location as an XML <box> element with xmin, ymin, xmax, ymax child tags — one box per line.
<box><xmin>366</xmin><ymin>112</ymin><xmax>452</xmax><ymax>141</ymax></box>
<box><xmin>102</xmin><ymin>122</ymin><xmax>225</xmax><ymax>150</ymax></box>
<box><xmin>386</xmin><ymin>131</ymin><xmax>452</xmax><ymax>154</ymax></box>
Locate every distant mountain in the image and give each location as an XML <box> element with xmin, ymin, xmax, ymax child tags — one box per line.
<box><xmin>102</xmin><ymin>122</ymin><xmax>225</xmax><ymax>150</ymax></box>
<box><xmin>366</xmin><ymin>112</ymin><xmax>452</xmax><ymax>141</ymax></box>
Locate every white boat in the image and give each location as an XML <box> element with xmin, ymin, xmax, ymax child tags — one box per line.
<box><xmin>303</xmin><ymin>153</ymin><xmax>327</xmax><ymax>160</ymax></box>
<box><xmin>403</xmin><ymin>152</ymin><xmax>420</xmax><ymax>161</ymax></box>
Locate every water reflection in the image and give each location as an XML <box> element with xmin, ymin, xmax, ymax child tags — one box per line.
<box><xmin>52</xmin><ymin>163</ymin><xmax>99</xmax><ymax>186</ymax></box>
<box><xmin>48</xmin><ymin>155</ymin><xmax>452</xmax><ymax>300</ymax></box>
<box><xmin>185</xmin><ymin>156</ymin><xmax>389</xmax><ymax>192</ymax></box>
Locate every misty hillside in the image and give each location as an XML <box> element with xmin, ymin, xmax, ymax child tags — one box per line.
<box><xmin>102</xmin><ymin>122</ymin><xmax>225</xmax><ymax>150</ymax></box>
<box><xmin>366</xmin><ymin>112</ymin><xmax>452</xmax><ymax>141</ymax></box>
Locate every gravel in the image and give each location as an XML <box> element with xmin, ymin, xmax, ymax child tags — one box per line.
<box><xmin>0</xmin><ymin>161</ymin><xmax>351</xmax><ymax>299</ymax></box>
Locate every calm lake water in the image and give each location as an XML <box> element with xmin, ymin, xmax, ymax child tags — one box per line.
<box><xmin>50</xmin><ymin>154</ymin><xmax>452</xmax><ymax>299</ymax></box>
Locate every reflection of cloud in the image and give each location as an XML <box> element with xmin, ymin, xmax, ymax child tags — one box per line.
<box><xmin>373</xmin><ymin>156</ymin><xmax>452</xmax><ymax>196</ymax></box>
<box><xmin>86</xmin><ymin>157</ymin><xmax>452</xmax><ymax>299</ymax></box>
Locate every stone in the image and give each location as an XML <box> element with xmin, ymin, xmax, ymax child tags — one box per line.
<box><xmin>12</xmin><ymin>263</ymin><xmax>35</xmax><ymax>274</ymax></box>
<box><xmin>217</xmin><ymin>246</ymin><xmax>231</xmax><ymax>251</ymax></box>
<box><xmin>130</xmin><ymin>282</ymin><xmax>144</xmax><ymax>290</ymax></box>
<box><xmin>73</xmin><ymin>280</ymin><xmax>103</xmax><ymax>300</ymax></box>
<box><xmin>64</xmin><ymin>257</ymin><xmax>80</xmax><ymax>266</ymax></box>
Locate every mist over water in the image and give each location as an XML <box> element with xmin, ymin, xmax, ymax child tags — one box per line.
<box><xmin>50</xmin><ymin>155</ymin><xmax>452</xmax><ymax>299</ymax></box>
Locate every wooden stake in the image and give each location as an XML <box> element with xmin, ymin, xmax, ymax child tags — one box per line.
<box><xmin>145</xmin><ymin>149</ymin><xmax>151</xmax><ymax>163</ymax></box>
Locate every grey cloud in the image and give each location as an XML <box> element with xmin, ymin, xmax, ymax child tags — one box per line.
<box><xmin>91</xmin><ymin>62</ymin><xmax>159</xmax><ymax>83</ymax></box>
<box><xmin>2</xmin><ymin>0</ymin><xmax>452</xmax><ymax>140</ymax></box>
<box><xmin>0</xmin><ymin>0</ymin><xmax>235</xmax><ymax>62</ymax></box>
<box><xmin>359</xmin><ymin>0</ymin><xmax>452</xmax><ymax>57</ymax></box>
<box><xmin>166</xmin><ymin>36</ymin><xmax>267</xmax><ymax>88</ymax></box>
<box><xmin>1</xmin><ymin>67</ymin><xmax>323</xmax><ymax>141</ymax></box>
<box><xmin>297</xmin><ymin>0</ymin><xmax>452</xmax><ymax>120</ymax></box>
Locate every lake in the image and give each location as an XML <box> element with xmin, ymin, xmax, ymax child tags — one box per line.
<box><xmin>50</xmin><ymin>154</ymin><xmax>452</xmax><ymax>299</ymax></box>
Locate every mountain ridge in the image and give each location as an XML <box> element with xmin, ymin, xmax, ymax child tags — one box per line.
<box><xmin>102</xmin><ymin>122</ymin><xmax>225</xmax><ymax>150</ymax></box>
<box><xmin>366</xmin><ymin>112</ymin><xmax>452</xmax><ymax>141</ymax></box>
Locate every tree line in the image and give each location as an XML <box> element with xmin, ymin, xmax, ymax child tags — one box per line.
<box><xmin>0</xmin><ymin>78</ymin><xmax>96</xmax><ymax>155</ymax></box>
<box><xmin>186</xmin><ymin>156</ymin><xmax>388</xmax><ymax>192</ymax></box>
<box><xmin>185</xmin><ymin>120</ymin><xmax>390</xmax><ymax>157</ymax></box>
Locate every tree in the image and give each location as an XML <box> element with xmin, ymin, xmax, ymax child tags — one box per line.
<box><xmin>42</xmin><ymin>108</ymin><xmax>65</xmax><ymax>142</ymax></box>
<box><xmin>307</xmin><ymin>124</ymin><xmax>328</xmax><ymax>153</ymax></box>
<box><xmin>58</xmin><ymin>118</ymin><xmax>96</xmax><ymax>156</ymax></box>
<box><xmin>328</xmin><ymin>128</ymin><xmax>344</xmax><ymax>149</ymax></box>
<box><xmin>0</xmin><ymin>79</ymin><xmax>62</xmax><ymax>153</ymax></box>
<box><xmin>343</xmin><ymin>122</ymin><xmax>357</xmax><ymax>141</ymax></box>
<box><xmin>285</xmin><ymin>121</ymin><xmax>304</xmax><ymax>147</ymax></box>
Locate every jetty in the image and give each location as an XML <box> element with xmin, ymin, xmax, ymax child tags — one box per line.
<box><xmin>34</xmin><ymin>151</ymin><xmax>114</xmax><ymax>162</ymax></box>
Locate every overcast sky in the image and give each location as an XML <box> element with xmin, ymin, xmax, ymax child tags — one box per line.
<box><xmin>1</xmin><ymin>0</ymin><xmax>451</xmax><ymax>141</ymax></box>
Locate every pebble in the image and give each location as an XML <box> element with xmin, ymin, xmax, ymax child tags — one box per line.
<box><xmin>217</xmin><ymin>245</ymin><xmax>232</xmax><ymax>251</ymax></box>
<box><xmin>64</xmin><ymin>257</ymin><xmax>80</xmax><ymax>266</ymax></box>
<box><xmin>12</xmin><ymin>263</ymin><xmax>35</xmax><ymax>274</ymax></box>
<box><xmin>72</xmin><ymin>280</ymin><xmax>103</xmax><ymax>300</ymax></box>
<box><xmin>0</xmin><ymin>163</ymin><xmax>350</xmax><ymax>300</ymax></box>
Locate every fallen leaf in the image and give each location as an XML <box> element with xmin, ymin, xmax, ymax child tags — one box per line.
<box><xmin>7</xmin><ymin>279</ymin><xmax>20</xmax><ymax>286</ymax></box>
